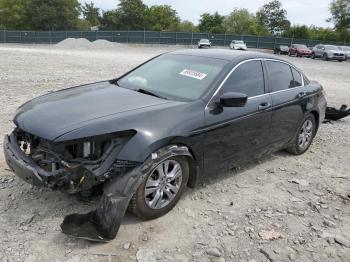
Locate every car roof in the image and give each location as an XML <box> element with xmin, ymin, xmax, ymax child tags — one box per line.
<box><xmin>169</xmin><ymin>49</ymin><xmax>285</xmax><ymax>63</ymax></box>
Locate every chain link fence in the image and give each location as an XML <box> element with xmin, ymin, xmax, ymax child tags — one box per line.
<box><xmin>0</xmin><ymin>30</ymin><xmax>348</xmax><ymax>48</ymax></box>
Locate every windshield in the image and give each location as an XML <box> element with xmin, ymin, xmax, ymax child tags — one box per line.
<box><xmin>199</xmin><ymin>39</ymin><xmax>210</xmax><ymax>43</ymax></box>
<box><xmin>117</xmin><ymin>54</ymin><xmax>228</xmax><ymax>101</ymax></box>
<box><xmin>294</xmin><ymin>44</ymin><xmax>307</xmax><ymax>49</ymax></box>
<box><xmin>233</xmin><ymin>41</ymin><xmax>244</xmax><ymax>44</ymax></box>
<box><xmin>340</xmin><ymin>46</ymin><xmax>350</xmax><ymax>51</ymax></box>
<box><xmin>325</xmin><ymin>45</ymin><xmax>341</xmax><ymax>51</ymax></box>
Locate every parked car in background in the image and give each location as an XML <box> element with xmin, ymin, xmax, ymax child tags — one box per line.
<box><xmin>338</xmin><ymin>46</ymin><xmax>350</xmax><ymax>60</ymax></box>
<box><xmin>229</xmin><ymin>40</ymin><xmax>247</xmax><ymax>50</ymax></box>
<box><xmin>311</xmin><ymin>44</ymin><xmax>346</xmax><ymax>61</ymax></box>
<box><xmin>198</xmin><ymin>39</ymin><xmax>211</xmax><ymax>49</ymax></box>
<box><xmin>288</xmin><ymin>44</ymin><xmax>312</xmax><ymax>57</ymax></box>
<box><xmin>274</xmin><ymin>45</ymin><xmax>289</xmax><ymax>55</ymax></box>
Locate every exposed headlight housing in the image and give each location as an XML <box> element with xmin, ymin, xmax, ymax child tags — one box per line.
<box><xmin>62</xmin><ymin>130</ymin><xmax>136</xmax><ymax>163</ymax></box>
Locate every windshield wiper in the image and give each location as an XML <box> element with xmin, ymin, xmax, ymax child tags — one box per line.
<box><xmin>137</xmin><ymin>89</ymin><xmax>167</xmax><ymax>100</ymax></box>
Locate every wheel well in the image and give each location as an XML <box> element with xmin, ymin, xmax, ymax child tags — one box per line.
<box><xmin>310</xmin><ymin>111</ymin><xmax>320</xmax><ymax>129</ymax></box>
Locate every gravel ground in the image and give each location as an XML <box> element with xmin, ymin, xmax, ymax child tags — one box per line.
<box><xmin>0</xmin><ymin>44</ymin><xmax>349</xmax><ymax>262</ymax></box>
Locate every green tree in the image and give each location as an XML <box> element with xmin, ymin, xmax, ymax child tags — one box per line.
<box><xmin>81</xmin><ymin>1</ymin><xmax>101</xmax><ymax>27</ymax></box>
<box><xmin>308</xmin><ymin>26</ymin><xmax>340</xmax><ymax>41</ymax></box>
<box><xmin>0</xmin><ymin>0</ymin><xmax>27</xmax><ymax>29</ymax></box>
<box><xmin>100</xmin><ymin>10</ymin><xmax>122</xmax><ymax>30</ymax></box>
<box><xmin>177</xmin><ymin>20</ymin><xmax>198</xmax><ymax>32</ymax></box>
<box><xmin>327</xmin><ymin>0</ymin><xmax>350</xmax><ymax>29</ymax></box>
<box><xmin>118</xmin><ymin>0</ymin><xmax>147</xmax><ymax>30</ymax></box>
<box><xmin>223</xmin><ymin>8</ymin><xmax>269</xmax><ymax>35</ymax></box>
<box><xmin>282</xmin><ymin>25</ymin><xmax>310</xmax><ymax>39</ymax></box>
<box><xmin>256</xmin><ymin>0</ymin><xmax>290</xmax><ymax>34</ymax></box>
<box><xmin>25</xmin><ymin>0</ymin><xmax>81</xmax><ymax>30</ymax></box>
<box><xmin>198</xmin><ymin>12</ymin><xmax>225</xmax><ymax>33</ymax></box>
<box><xmin>145</xmin><ymin>5</ymin><xmax>179</xmax><ymax>31</ymax></box>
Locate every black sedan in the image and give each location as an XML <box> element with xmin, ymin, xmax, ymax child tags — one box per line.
<box><xmin>274</xmin><ymin>45</ymin><xmax>289</xmax><ymax>55</ymax></box>
<box><xmin>4</xmin><ymin>49</ymin><xmax>327</xmax><ymax>241</ymax></box>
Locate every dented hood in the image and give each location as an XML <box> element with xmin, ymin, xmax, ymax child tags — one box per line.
<box><xmin>14</xmin><ymin>81</ymin><xmax>173</xmax><ymax>141</ymax></box>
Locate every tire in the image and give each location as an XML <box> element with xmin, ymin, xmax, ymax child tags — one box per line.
<box><xmin>311</xmin><ymin>53</ymin><xmax>315</xmax><ymax>59</ymax></box>
<box><xmin>288</xmin><ymin>52</ymin><xmax>292</xmax><ymax>56</ymax></box>
<box><xmin>286</xmin><ymin>114</ymin><xmax>316</xmax><ymax>155</ymax></box>
<box><xmin>323</xmin><ymin>53</ymin><xmax>329</xmax><ymax>61</ymax></box>
<box><xmin>338</xmin><ymin>60</ymin><xmax>343</xmax><ymax>62</ymax></box>
<box><xmin>129</xmin><ymin>156</ymin><xmax>189</xmax><ymax>220</ymax></box>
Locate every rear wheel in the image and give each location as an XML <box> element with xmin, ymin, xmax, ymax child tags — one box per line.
<box><xmin>323</xmin><ymin>53</ymin><xmax>329</xmax><ymax>61</ymax></box>
<box><xmin>129</xmin><ymin>156</ymin><xmax>189</xmax><ymax>220</ymax></box>
<box><xmin>286</xmin><ymin>114</ymin><xmax>316</xmax><ymax>155</ymax></box>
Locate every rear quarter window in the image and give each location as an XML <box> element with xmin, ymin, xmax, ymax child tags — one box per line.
<box><xmin>291</xmin><ymin>67</ymin><xmax>303</xmax><ymax>87</ymax></box>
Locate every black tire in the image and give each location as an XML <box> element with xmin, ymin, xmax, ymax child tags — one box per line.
<box><xmin>311</xmin><ymin>53</ymin><xmax>316</xmax><ymax>59</ymax></box>
<box><xmin>286</xmin><ymin>114</ymin><xmax>316</xmax><ymax>155</ymax></box>
<box><xmin>288</xmin><ymin>52</ymin><xmax>292</xmax><ymax>56</ymax></box>
<box><xmin>323</xmin><ymin>53</ymin><xmax>329</xmax><ymax>61</ymax></box>
<box><xmin>129</xmin><ymin>156</ymin><xmax>189</xmax><ymax>220</ymax></box>
<box><xmin>338</xmin><ymin>60</ymin><xmax>343</xmax><ymax>62</ymax></box>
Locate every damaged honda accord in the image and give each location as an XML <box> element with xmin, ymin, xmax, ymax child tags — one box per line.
<box><xmin>3</xmin><ymin>49</ymin><xmax>327</xmax><ymax>241</ymax></box>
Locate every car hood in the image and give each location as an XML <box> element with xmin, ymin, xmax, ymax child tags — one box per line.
<box><xmin>14</xmin><ymin>81</ymin><xmax>175</xmax><ymax>141</ymax></box>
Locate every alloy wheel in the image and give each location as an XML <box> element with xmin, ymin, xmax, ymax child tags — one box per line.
<box><xmin>298</xmin><ymin>120</ymin><xmax>313</xmax><ymax>150</ymax></box>
<box><xmin>144</xmin><ymin>159</ymin><xmax>183</xmax><ymax>210</ymax></box>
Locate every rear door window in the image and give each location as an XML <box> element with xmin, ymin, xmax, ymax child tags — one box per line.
<box><xmin>266</xmin><ymin>61</ymin><xmax>294</xmax><ymax>92</ymax></box>
<box><xmin>221</xmin><ymin>60</ymin><xmax>265</xmax><ymax>97</ymax></box>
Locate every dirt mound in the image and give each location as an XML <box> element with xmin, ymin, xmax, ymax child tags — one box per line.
<box><xmin>56</xmin><ymin>38</ymin><xmax>93</xmax><ymax>49</ymax></box>
<box><xmin>92</xmin><ymin>39</ymin><xmax>119</xmax><ymax>49</ymax></box>
<box><xmin>56</xmin><ymin>38</ymin><xmax>119</xmax><ymax>50</ymax></box>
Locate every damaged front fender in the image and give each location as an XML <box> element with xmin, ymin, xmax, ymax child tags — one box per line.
<box><xmin>60</xmin><ymin>144</ymin><xmax>194</xmax><ymax>242</ymax></box>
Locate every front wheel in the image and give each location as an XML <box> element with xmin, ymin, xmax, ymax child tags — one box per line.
<box><xmin>129</xmin><ymin>156</ymin><xmax>189</xmax><ymax>220</ymax></box>
<box><xmin>286</xmin><ymin>114</ymin><xmax>316</xmax><ymax>155</ymax></box>
<box><xmin>311</xmin><ymin>53</ymin><xmax>316</xmax><ymax>59</ymax></box>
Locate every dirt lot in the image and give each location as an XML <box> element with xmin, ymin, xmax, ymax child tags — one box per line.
<box><xmin>0</xmin><ymin>44</ymin><xmax>349</xmax><ymax>262</ymax></box>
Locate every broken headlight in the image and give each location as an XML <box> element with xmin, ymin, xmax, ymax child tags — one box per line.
<box><xmin>62</xmin><ymin>130</ymin><xmax>136</xmax><ymax>164</ymax></box>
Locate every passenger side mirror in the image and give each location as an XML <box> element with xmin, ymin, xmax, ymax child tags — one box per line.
<box><xmin>219</xmin><ymin>92</ymin><xmax>248</xmax><ymax>107</ymax></box>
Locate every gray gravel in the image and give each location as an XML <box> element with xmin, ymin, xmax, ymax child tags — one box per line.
<box><xmin>0</xmin><ymin>44</ymin><xmax>349</xmax><ymax>262</ymax></box>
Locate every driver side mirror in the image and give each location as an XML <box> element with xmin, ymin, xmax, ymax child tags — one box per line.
<box><xmin>219</xmin><ymin>92</ymin><xmax>248</xmax><ymax>107</ymax></box>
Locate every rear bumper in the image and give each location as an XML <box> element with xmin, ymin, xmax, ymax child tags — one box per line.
<box><xmin>4</xmin><ymin>134</ymin><xmax>48</xmax><ymax>187</ymax></box>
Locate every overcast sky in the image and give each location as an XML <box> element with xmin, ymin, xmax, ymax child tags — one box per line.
<box><xmin>80</xmin><ymin>0</ymin><xmax>333</xmax><ymax>28</ymax></box>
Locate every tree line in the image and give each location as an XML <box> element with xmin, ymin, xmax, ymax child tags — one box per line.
<box><xmin>0</xmin><ymin>0</ymin><xmax>349</xmax><ymax>42</ymax></box>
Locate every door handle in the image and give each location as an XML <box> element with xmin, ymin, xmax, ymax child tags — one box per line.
<box><xmin>258</xmin><ymin>102</ymin><xmax>271</xmax><ymax>111</ymax></box>
<box><xmin>297</xmin><ymin>92</ymin><xmax>307</xmax><ymax>99</ymax></box>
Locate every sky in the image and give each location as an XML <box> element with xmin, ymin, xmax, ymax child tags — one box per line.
<box><xmin>80</xmin><ymin>0</ymin><xmax>333</xmax><ymax>28</ymax></box>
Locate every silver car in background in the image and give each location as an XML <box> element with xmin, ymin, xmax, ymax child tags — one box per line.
<box><xmin>311</xmin><ymin>44</ymin><xmax>346</xmax><ymax>61</ymax></box>
<box><xmin>229</xmin><ymin>40</ymin><xmax>247</xmax><ymax>50</ymax></box>
<box><xmin>338</xmin><ymin>46</ymin><xmax>350</xmax><ymax>60</ymax></box>
<box><xmin>198</xmin><ymin>39</ymin><xmax>211</xmax><ymax>49</ymax></box>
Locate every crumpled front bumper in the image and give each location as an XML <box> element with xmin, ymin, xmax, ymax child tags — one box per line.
<box><xmin>4</xmin><ymin>134</ymin><xmax>49</xmax><ymax>187</ymax></box>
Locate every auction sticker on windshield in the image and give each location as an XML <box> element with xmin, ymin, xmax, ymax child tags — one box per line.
<box><xmin>180</xmin><ymin>69</ymin><xmax>207</xmax><ymax>80</ymax></box>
